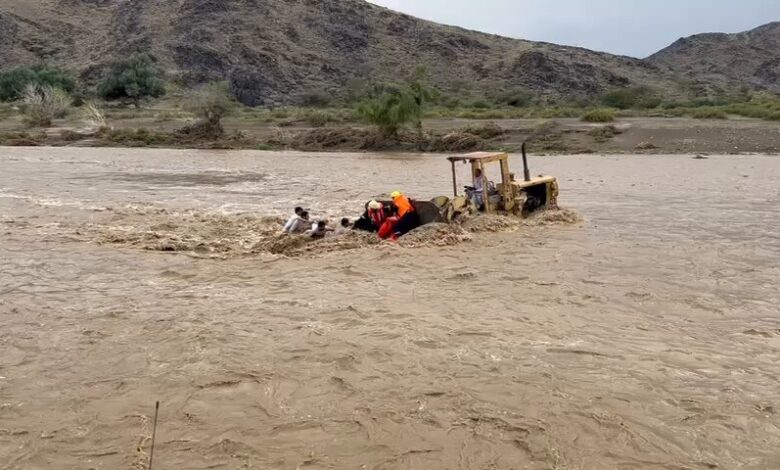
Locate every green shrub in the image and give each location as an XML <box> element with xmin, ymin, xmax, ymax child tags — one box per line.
<box><xmin>556</xmin><ymin>94</ymin><xmax>598</xmax><ymax>108</ymax></box>
<box><xmin>456</xmin><ymin>109</ymin><xmax>508</xmax><ymax>119</ymax></box>
<box><xmin>357</xmin><ymin>84</ymin><xmax>418</xmax><ymax>136</ymax></box>
<box><xmin>581</xmin><ymin>108</ymin><xmax>616</xmax><ymax>123</ymax></box>
<box><xmin>602</xmin><ymin>86</ymin><xmax>660</xmax><ymax>109</ymax></box>
<box><xmin>691</xmin><ymin>107</ymin><xmax>728</xmax><ymax>119</ymax></box>
<box><xmin>98</xmin><ymin>54</ymin><xmax>166</xmax><ymax>106</ymax></box>
<box><xmin>658</xmin><ymin>92</ymin><xmax>780</xmax><ymax>121</ymax></box>
<box><xmin>356</xmin><ymin>72</ymin><xmax>434</xmax><ymax>139</ymax></box>
<box><xmin>501</xmin><ymin>89</ymin><xmax>535</xmax><ymax>108</ymax></box>
<box><xmin>438</xmin><ymin>95</ymin><xmax>462</xmax><ymax>109</ymax></box>
<box><xmin>269</xmin><ymin>109</ymin><xmax>291</xmax><ymax>119</ymax></box>
<box><xmin>100</xmin><ymin>127</ymin><xmax>169</xmax><ymax>146</ymax></box>
<box><xmin>0</xmin><ymin>66</ymin><xmax>75</xmax><ymax>102</ymax></box>
<box><xmin>297</xmin><ymin>90</ymin><xmax>331</xmax><ymax>107</ymax></box>
<box><xmin>540</xmin><ymin>107</ymin><xmax>568</xmax><ymax>119</ymax></box>
<box><xmin>728</xmin><ymin>94</ymin><xmax>780</xmax><ymax>119</ymax></box>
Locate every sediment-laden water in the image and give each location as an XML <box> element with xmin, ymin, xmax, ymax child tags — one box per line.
<box><xmin>1</xmin><ymin>147</ymin><xmax>778</xmax><ymax>469</ymax></box>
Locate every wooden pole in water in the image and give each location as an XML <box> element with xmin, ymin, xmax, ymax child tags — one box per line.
<box><xmin>148</xmin><ymin>401</ymin><xmax>160</xmax><ymax>470</ymax></box>
<box><xmin>521</xmin><ymin>142</ymin><xmax>531</xmax><ymax>182</ymax></box>
<box><xmin>450</xmin><ymin>159</ymin><xmax>458</xmax><ymax>197</ymax></box>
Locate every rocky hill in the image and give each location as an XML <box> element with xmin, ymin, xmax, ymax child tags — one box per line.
<box><xmin>0</xmin><ymin>0</ymin><xmax>776</xmax><ymax>106</ymax></box>
<box><xmin>647</xmin><ymin>22</ymin><xmax>780</xmax><ymax>95</ymax></box>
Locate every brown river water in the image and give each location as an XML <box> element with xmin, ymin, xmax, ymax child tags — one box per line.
<box><xmin>1</xmin><ymin>147</ymin><xmax>779</xmax><ymax>470</ymax></box>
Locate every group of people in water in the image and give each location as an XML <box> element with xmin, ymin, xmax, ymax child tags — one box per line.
<box><xmin>281</xmin><ymin>191</ymin><xmax>421</xmax><ymax>241</ymax></box>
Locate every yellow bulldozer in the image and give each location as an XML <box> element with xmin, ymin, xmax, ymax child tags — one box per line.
<box><xmin>417</xmin><ymin>143</ymin><xmax>559</xmax><ymax>224</ymax></box>
<box><xmin>355</xmin><ymin>143</ymin><xmax>559</xmax><ymax>232</ymax></box>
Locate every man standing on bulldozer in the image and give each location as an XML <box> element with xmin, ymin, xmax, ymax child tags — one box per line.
<box><xmin>469</xmin><ymin>168</ymin><xmax>488</xmax><ymax>210</ymax></box>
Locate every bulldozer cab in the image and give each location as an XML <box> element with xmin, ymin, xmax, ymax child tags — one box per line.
<box><xmin>446</xmin><ymin>144</ymin><xmax>558</xmax><ymax>216</ymax></box>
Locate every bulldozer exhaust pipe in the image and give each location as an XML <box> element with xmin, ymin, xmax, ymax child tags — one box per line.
<box><xmin>521</xmin><ymin>142</ymin><xmax>531</xmax><ymax>182</ymax></box>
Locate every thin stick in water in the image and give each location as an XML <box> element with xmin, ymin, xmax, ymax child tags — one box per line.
<box><xmin>148</xmin><ymin>401</ymin><xmax>160</xmax><ymax>470</ymax></box>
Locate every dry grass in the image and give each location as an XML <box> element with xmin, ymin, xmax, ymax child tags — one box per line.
<box><xmin>22</xmin><ymin>84</ymin><xmax>71</xmax><ymax>127</ymax></box>
<box><xmin>581</xmin><ymin>108</ymin><xmax>616</xmax><ymax>123</ymax></box>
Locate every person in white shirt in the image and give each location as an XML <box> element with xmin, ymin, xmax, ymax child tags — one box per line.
<box><xmin>307</xmin><ymin>220</ymin><xmax>333</xmax><ymax>239</ymax></box>
<box><xmin>284</xmin><ymin>210</ymin><xmax>310</xmax><ymax>234</ymax></box>
<box><xmin>283</xmin><ymin>206</ymin><xmax>305</xmax><ymax>233</ymax></box>
<box><xmin>334</xmin><ymin>217</ymin><xmax>352</xmax><ymax>235</ymax></box>
<box><xmin>471</xmin><ymin>169</ymin><xmax>488</xmax><ymax>209</ymax></box>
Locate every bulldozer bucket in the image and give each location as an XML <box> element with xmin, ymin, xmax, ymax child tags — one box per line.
<box><xmin>414</xmin><ymin>200</ymin><xmax>447</xmax><ymax>225</ymax></box>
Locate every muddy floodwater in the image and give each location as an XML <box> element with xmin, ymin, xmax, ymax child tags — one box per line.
<box><xmin>1</xmin><ymin>147</ymin><xmax>779</xmax><ymax>470</ymax></box>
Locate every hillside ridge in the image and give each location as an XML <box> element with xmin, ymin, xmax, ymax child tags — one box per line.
<box><xmin>1</xmin><ymin>1</ymin><xmax>778</xmax><ymax>105</ymax></box>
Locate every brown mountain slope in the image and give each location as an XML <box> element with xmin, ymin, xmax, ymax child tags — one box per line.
<box><xmin>647</xmin><ymin>22</ymin><xmax>780</xmax><ymax>95</ymax></box>
<box><xmin>0</xmin><ymin>0</ymin><xmax>684</xmax><ymax>105</ymax></box>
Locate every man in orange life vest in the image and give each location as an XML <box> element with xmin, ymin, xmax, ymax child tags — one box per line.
<box><xmin>388</xmin><ymin>191</ymin><xmax>420</xmax><ymax>239</ymax></box>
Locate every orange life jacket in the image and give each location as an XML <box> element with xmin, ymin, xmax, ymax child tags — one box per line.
<box><xmin>393</xmin><ymin>195</ymin><xmax>414</xmax><ymax>217</ymax></box>
<box><xmin>378</xmin><ymin>216</ymin><xmax>400</xmax><ymax>240</ymax></box>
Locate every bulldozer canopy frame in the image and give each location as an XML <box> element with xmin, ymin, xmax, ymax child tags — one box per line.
<box><xmin>447</xmin><ymin>152</ymin><xmax>511</xmax><ymax>207</ymax></box>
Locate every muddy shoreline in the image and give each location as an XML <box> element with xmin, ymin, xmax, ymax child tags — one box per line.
<box><xmin>2</xmin><ymin>116</ymin><xmax>780</xmax><ymax>155</ymax></box>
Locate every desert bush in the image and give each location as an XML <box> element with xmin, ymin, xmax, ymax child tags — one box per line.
<box><xmin>691</xmin><ymin>107</ymin><xmax>728</xmax><ymax>119</ymax></box>
<box><xmin>407</xmin><ymin>69</ymin><xmax>436</xmax><ymax>143</ymax></box>
<box><xmin>297</xmin><ymin>90</ymin><xmax>331</xmax><ymax>107</ymax></box>
<box><xmin>0</xmin><ymin>66</ymin><xmax>75</xmax><ymax>102</ymax></box>
<box><xmin>581</xmin><ymin>108</ymin><xmax>616</xmax><ymax>123</ymax></box>
<box><xmin>555</xmin><ymin>94</ymin><xmax>598</xmax><ymax>108</ymax></box>
<box><xmin>462</xmin><ymin>122</ymin><xmax>504</xmax><ymax>139</ymax></box>
<box><xmin>185</xmin><ymin>82</ymin><xmax>233</xmax><ymax>138</ymax></box>
<box><xmin>657</xmin><ymin>93</ymin><xmax>780</xmax><ymax>121</ymax></box>
<box><xmin>153</xmin><ymin>111</ymin><xmax>189</xmax><ymax>122</ymax></box>
<box><xmin>0</xmin><ymin>103</ymin><xmax>15</xmax><ymax>119</ymax></box>
<box><xmin>357</xmin><ymin>83</ymin><xmax>420</xmax><ymax>137</ymax></box>
<box><xmin>305</xmin><ymin>110</ymin><xmax>337</xmax><ymax>128</ymax></box>
<box><xmin>456</xmin><ymin>109</ymin><xmax>511</xmax><ymax>119</ymax></box>
<box><xmin>70</xmin><ymin>84</ymin><xmax>88</xmax><ymax>108</ymax></box>
<box><xmin>83</xmin><ymin>103</ymin><xmax>108</xmax><ymax>129</ymax></box>
<box><xmin>22</xmin><ymin>84</ymin><xmax>72</xmax><ymax>127</ymax></box>
<box><xmin>602</xmin><ymin>86</ymin><xmax>660</xmax><ymax>109</ymax></box>
<box><xmin>498</xmin><ymin>88</ymin><xmax>535</xmax><ymax>108</ymax></box>
<box><xmin>60</xmin><ymin>130</ymin><xmax>86</xmax><ymax>142</ymax></box>
<box><xmin>545</xmin><ymin>108</ymin><xmax>567</xmax><ymax>118</ymax></box>
<box><xmin>269</xmin><ymin>109</ymin><xmax>291</xmax><ymax>120</ymax></box>
<box><xmin>99</xmin><ymin>127</ymin><xmax>169</xmax><ymax>146</ymax></box>
<box><xmin>98</xmin><ymin>54</ymin><xmax>166</xmax><ymax>106</ymax></box>
<box><xmin>188</xmin><ymin>83</ymin><xmax>232</xmax><ymax>123</ymax></box>
<box><xmin>721</xmin><ymin>93</ymin><xmax>780</xmax><ymax>120</ymax></box>
<box><xmin>587</xmin><ymin>125</ymin><xmax>621</xmax><ymax>143</ymax></box>
<box><xmin>437</xmin><ymin>95</ymin><xmax>462</xmax><ymax>109</ymax></box>
<box><xmin>0</xmin><ymin>131</ymin><xmax>30</xmax><ymax>146</ymax></box>
<box><xmin>723</xmin><ymin>103</ymin><xmax>764</xmax><ymax>119</ymax></box>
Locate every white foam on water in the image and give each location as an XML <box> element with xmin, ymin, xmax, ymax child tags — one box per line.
<box><xmin>0</xmin><ymin>189</ymin><xmax>30</xmax><ymax>200</ymax></box>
